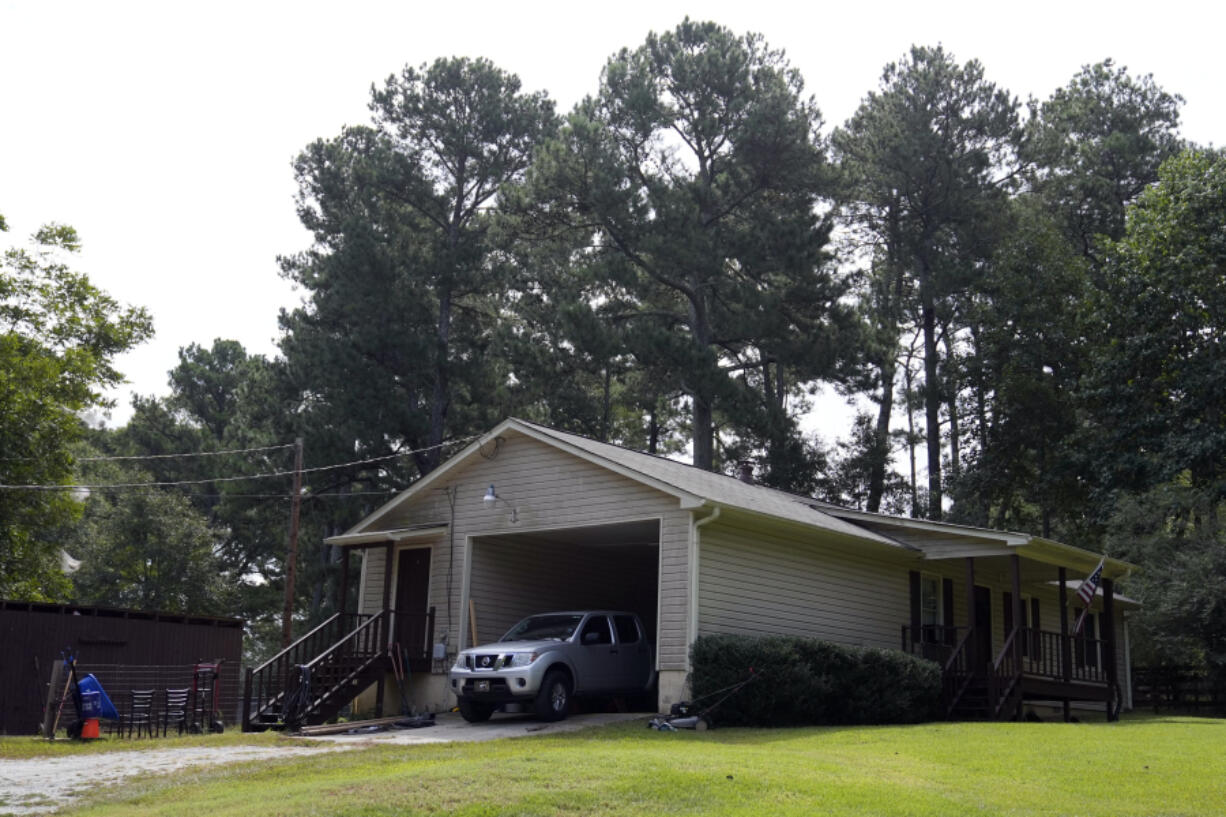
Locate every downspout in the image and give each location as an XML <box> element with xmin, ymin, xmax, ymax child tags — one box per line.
<box><xmin>689</xmin><ymin>506</ymin><xmax>721</xmax><ymax>647</ymax></box>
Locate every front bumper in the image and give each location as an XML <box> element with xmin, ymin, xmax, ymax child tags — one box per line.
<box><xmin>449</xmin><ymin>658</ymin><xmax>551</xmax><ymax>702</ymax></box>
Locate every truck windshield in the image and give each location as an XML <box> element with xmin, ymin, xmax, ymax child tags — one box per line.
<box><xmin>501</xmin><ymin>614</ymin><xmax>584</xmax><ymax>642</ymax></box>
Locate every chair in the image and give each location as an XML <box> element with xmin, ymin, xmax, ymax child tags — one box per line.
<box><xmin>126</xmin><ymin>689</ymin><xmax>156</xmax><ymax>738</ymax></box>
<box><xmin>162</xmin><ymin>688</ymin><xmax>190</xmax><ymax>737</ymax></box>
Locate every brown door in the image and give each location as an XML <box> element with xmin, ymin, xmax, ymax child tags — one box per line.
<box><xmin>974</xmin><ymin>586</ymin><xmax>992</xmax><ymax>673</ymax></box>
<box><xmin>394</xmin><ymin>548</ymin><xmax>431</xmax><ymax>657</ymax></box>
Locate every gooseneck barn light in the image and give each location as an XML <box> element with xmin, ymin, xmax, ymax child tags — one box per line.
<box><xmin>482</xmin><ymin>484</ymin><xmax>518</xmax><ymax>523</ymax></box>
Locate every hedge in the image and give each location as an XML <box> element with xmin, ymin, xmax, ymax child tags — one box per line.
<box><xmin>688</xmin><ymin>633</ymin><xmax>942</xmax><ymax>727</ymax></box>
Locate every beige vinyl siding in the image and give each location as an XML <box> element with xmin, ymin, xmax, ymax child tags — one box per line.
<box><xmin>696</xmin><ymin>519</ymin><xmax>914</xmax><ymax>649</ymax></box>
<box><xmin>359</xmin><ymin>546</ymin><xmax>387</xmax><ymax>614</ymax></box>
<box><xmin>357</xmin><ymin>432</ymin><xmax>691</xmax><ymax>669</ymax></box>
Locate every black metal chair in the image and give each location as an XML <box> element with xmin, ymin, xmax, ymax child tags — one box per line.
<box><xmin>126</xmin><ymin>689</ymin><xmax>156</xmax><ymax>738</ymax></box>
<box><xmin>162</xmin><ymin>688</ymin><xmax>190</xmax><ymax>737</ymax></box>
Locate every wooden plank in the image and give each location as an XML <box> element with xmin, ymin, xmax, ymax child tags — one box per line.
<box><xmin>468</xmin><ymin>599</ymin><xmax>479</xmax><ymax>647</ymax></box>
<box><xmin>296</xmin><ymin>715</ymin><xmax>412</xmax><ymax>736</ymax></box>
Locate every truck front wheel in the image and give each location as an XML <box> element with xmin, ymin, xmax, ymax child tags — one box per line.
<box><xmin>534</xmin><ymin>670</ymin><xmax>571</xmax><ymax>722</ymax></box>
<box><xmin>458</xmin><ymin>698</ymin><xmax>494</xmax><ymax>723</ymax></box>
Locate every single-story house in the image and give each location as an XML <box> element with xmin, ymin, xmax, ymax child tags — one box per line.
<box><xmin>242</xmin><ymin>418</ymin><xmax>1135</xmax><ymax>729</ymax></box>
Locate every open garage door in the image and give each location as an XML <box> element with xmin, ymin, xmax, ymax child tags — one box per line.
<box><xmin>466</xmin><ymin>519</ymin><xmax>660</xmax><ymax>652</ymax></box>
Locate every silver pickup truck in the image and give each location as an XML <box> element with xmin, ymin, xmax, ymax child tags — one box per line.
<box><xmin>449</xmin><ymin>610</ymin><xmax>655</xmax><ymax>722</ymax></box>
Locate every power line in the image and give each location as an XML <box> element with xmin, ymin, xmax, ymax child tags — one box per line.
<box><xmin>0</xmin><ymin>436</ymin><xmax>476</xmax><ymax>491</ymax></box>
<box><xmin>0</xmin><ymin>442</ymin><xmax>296</xmax><ymax>464</ymax></box>
<box><xmin>48</xmin><ymin>490</ymin><xmax>401</xmax><ymax>500</ymax></box>
<box><xmin>77</xmin><ymin>443</ymin><xmax>297</xmax><ymax>461</ymax></box>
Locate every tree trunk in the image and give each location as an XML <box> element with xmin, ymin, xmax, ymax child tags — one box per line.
<box><xmin>942</xmin><ymin>330</ymin><xmax>961</xmax><ymax>482</ymax></box>
<box><xmin>647</xmin><ymin>407</ymin><xmax>660</xmax><ymax>455</ymax></box>
<box><xmin>867</xmin><ymin>352</ymin><xmax>895</xmax><ymax>513</ymax></box>
<box><xmin>693</xmin><ymin>394</ymin><xmax>714</xmax><ymax>470</ymax></box>
<box><xmin>601</xmin><ymin>367</ymin><xmax>612</xmax><ymax>442</ymax></box>
<box><xmin>920</xmin><ymin>269</ymin><xmax>943</xmax><ymax>520</ymax></box>
<box><xmin>902</xmin><ymin>337</ymin><xmax>920</xmax><ymax>517</ymax></box>
<box><xmin>688</xmin><ymin>270</ymin><xmax>715</xmax><ymax>471</ymax></box>
<box><xmin>426</xmin><ymin>283</ymin><xmax>451</xmax><ymax>475</ymax></box>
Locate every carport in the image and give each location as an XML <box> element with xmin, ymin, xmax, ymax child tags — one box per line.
<box><xmin>461</xmin><ymin>519</ymin><xmax>661</xmax><ymax>653</ymax></box>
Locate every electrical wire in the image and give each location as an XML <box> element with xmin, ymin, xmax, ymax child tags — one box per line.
<box><xmin>0</xmin><ymin>436</ymin><xmax>477</xmax><ymax>491</ymax></box>
<box><xmin>0</xmin><ymin>442</ymin><xmax>296</xmax><ymax>464</ymax></box>
<box><xmin>76</xmin><ymin>443</ymin><xmax>297</xmax><ymax>461</ymax></box>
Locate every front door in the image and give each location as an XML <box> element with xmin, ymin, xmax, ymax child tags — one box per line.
<box><xmin>394</xmin><ymin>548</ymin><xmax>431</xmax><ymax>658</ymax></box>
<box><xmin>973</xmin><ymin>586</ymin><xmax>992</xmax><ymax>673</ymax></box>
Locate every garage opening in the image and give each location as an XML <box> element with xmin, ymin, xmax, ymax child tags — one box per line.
<box><xmin>466</xmin><ymin>519</ymin><xmax>660</xmax><ymax>652</ymax></box>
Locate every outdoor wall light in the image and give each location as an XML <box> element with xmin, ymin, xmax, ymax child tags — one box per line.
<box><xmin>482</xmin><ymin>484</ymin><xmax>519</xmax><ymax>523</ymax></box>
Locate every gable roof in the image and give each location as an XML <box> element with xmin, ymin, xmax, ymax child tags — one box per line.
<box><xmin>515</xmin><ymin>419</ymin><xmax>910</xmax><ymax>550</ymax></box>
<box><xmin>333</xmin><ymin>418</ymin><xmax>1134</xmax><ymax>578</ymax></box>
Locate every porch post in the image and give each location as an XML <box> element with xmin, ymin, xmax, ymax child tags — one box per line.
<box><xmin>337</xmin><ymin>547</ymin><xmax>350</xmax><ymax>617</ymax></box>
<box><xmin>1010</xmin><ymin>555</ymin><xmax>1022</xmax><ymax>668</ymax></box>
<box><xmin>1059</xmin><ymin>567</ymin><xmax>1071</xmax><ymax>722</ymax></box>
<box><xmin>382</xmin><ymin>543</ymin><xmax>394</xmax><ymax>643</ymax></box>
<box><xmin>965</xmin><ymin>557</ymin><xmax>977</xmax><ymax>670</ymax></box>
<box><xmin>909</xmin><ymin>570</ymin><xmax>922</xmax><ymax>652</ymax></box>
<box><xmin>376</xmin><ymin>542</ymin><xmax>393</xmax><ymax>718</ymax></box>
<box><xmin>1103</xmin><ymin>578</ymin><xmax>1118</xmax><ymax>722</ymax></box>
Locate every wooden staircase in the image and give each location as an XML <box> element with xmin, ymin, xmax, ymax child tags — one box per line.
<box><xmin>242</xmin><ymin>609</ymin><xmax>434</xmax><ymax>731</ymax></box>
<box><xmin>920</xmin><ymin>625</ymin><xmax>1024</xmax><ymax>721</ymax></box>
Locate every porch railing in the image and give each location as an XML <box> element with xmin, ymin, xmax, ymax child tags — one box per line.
<box><xmin>900</xmin><ymin>625</ymin><xmax>969</xmax><ymax>666</ymax></box>
<box><xmin>242</xmin><ymin>607</ymin><xmax>438</xmax><ymax>731</ymax></box>
<box><xmin>1018</xmin><ymin>627</ymin><xmax>1106</xmax><ymax>684</ymax></box>
<box><xmin>392</xmin><ymin>608</ymin><xmax>437</xmax><ymax>672</ymax></box>
<box><xmin>243</xmin><ymin>612</ymin><xmax>382</xmax><ymax>730</ymax></box>
<box><xmin>989</xmin><ymin>629</ymin><xmax>1023</xmax><ymax>719</ymax></box>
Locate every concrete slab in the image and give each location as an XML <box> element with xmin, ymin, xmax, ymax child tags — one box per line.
<box><xmin>298</xmin><ymin>711</ymin><xmax>647</xmax><ymax>745</ymax></box>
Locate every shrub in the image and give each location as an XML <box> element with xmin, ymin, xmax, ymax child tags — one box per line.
<box><xmin>688</xmin><ymin>633</ymin><xmax>941</xmax><ymax>727</ymax></box>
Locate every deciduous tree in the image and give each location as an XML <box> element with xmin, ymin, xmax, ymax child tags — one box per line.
<box><xmin>0</xmin><ymin>218</ymin><xmax>152</xmax><ymax>599</ymax></box>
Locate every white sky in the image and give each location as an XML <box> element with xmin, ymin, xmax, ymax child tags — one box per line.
<box><xmin>2</xmin><ymin>0</ymin><xmax>1222</xmax><ymax>441</ymax></box>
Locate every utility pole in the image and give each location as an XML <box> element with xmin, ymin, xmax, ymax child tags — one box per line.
<box><xmin>281</xmin><ymin>437</ymin><xmax>304</xmax><ymax>647</ymax></box>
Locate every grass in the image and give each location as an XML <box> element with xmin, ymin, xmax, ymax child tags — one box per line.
<box><xmin>44</xmin><ymin>715</ymin><xmax>1226</xmax><ymax>816</ymax></box>
<box><xmin>0</xmin><ymin>729</ymin><xmax>316</xmax><ymax>760</ymax></box>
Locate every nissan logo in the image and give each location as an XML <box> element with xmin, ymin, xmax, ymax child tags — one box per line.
<box><xmin>480</xmin><ymin>656</ymin><xmax>491</xmax><ymax>667</ymax></box>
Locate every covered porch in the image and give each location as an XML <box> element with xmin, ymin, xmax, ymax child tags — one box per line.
<box><xmin>901</xmin><ymin>546</ymin><xmax>1133</xmax><ymax>722</ymax></box>
<box><xmin>241</xmin><ymin>525</ymin><xmax>442</xmax><ymax>731</ymax></box>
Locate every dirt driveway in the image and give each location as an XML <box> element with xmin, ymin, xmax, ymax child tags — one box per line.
<box><xmin>0</xmin><ymin>713</ymin><xmax>642</xmax><ymax>815</ymax></box>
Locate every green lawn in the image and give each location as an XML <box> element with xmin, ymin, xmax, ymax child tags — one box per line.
<box><xmin>53</xmin><ymin>715</ymin><xmax>1226</xmax><ymax>816</ymax></box>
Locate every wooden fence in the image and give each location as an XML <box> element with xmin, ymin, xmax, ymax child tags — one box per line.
<box><xmin>1132</xmin><ymin>666</ymin><xmax>1225</xmax><ymax>714</ymax></box>
<box><xmin>1</xmin><ymin>599</ymin><xmax>243</xmax><ymax>735</ymax></box>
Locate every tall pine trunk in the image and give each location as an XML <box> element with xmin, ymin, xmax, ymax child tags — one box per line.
<box><xmin>867</xmin><ymin>353</ymin><xmax>895</xmax><ymax>512</ymax></box>
<box><xmin>920</xmin><ymin>261</ymin><xmax>943</xmax><ymax>520</ymax></box>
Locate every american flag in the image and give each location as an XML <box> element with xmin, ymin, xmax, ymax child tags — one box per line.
<box><xmin>1076</xmin><ymin>558</ymin><xmax>1105</xmax><ymax>606</ymax></box>
<box><xmin>1072</xmin><ymin>558</ymin><xmax>1105</xmax><ymax>635</ymax></box>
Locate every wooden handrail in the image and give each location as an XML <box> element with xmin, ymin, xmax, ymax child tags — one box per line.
<box><xmin>945</xmin><ymin>627</ymin><xmax>975</xmax><ymax>674</ymax></box>
<box><xmin>303</xmin><ymin>610</ymin><xmax>387</xmax><ymax>671</ymax></box>
<box><xmin>250</xmin><ymin>613</ymin><xmax>375</xmax><ymax>675</ymax></box>
<box><xmin>993</xmin><ymin>628</ymin><xmax>1018</xmax><ymax>672</ymax></box>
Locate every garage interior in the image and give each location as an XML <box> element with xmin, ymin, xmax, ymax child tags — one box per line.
<box><xmin>466</xmin><ymin>519</ymin><xmax>661</xmax><ymax>653</ymax></box>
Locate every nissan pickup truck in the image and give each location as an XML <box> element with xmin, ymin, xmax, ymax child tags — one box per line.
<box><xmin>449</xmin><ymin>610</ymin><xmax>655</xmax><ymax>722</ymax></box>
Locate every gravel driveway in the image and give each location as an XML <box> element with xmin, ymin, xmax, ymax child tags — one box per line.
<box><xmin>0</xmin><ymin>712</ymin><xmax>642</xmax><ymax>815</ymax></box>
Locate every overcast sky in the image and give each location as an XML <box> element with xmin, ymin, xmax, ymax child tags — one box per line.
<box><xmin>2</xmin><ymin>0</ymin><xmax>1221</xmax><ymax>441</ymax></box>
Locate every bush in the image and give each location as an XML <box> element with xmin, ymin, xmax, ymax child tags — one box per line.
<box><xmin>689</xmin><ymin>634</ymin><xmax>941</xmax><ymax>727</ymax></box>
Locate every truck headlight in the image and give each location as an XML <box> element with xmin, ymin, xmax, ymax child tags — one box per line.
<box><xmin>507</xmin><ymin>652</ymin><xmax>538</xmax><ymax>668</ymax></box>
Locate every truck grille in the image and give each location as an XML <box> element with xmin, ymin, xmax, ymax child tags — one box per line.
<box><xmin>468</xmin><ymin>653</ymin><xmax>512</xmax><ymax>670</ymax></box>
